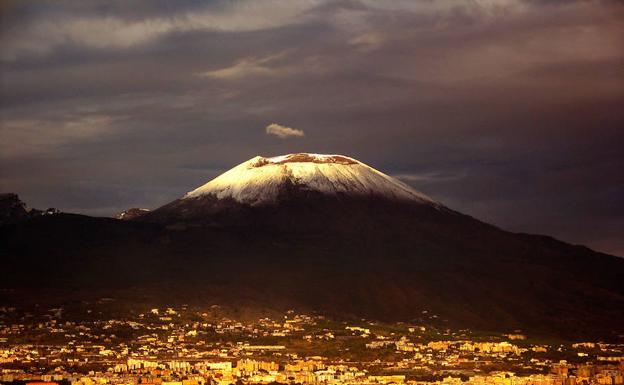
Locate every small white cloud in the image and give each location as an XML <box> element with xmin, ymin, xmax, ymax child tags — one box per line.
<box><xmin>265</xmin><ymin>123</ymin><xmax>305</xmax><ymax>139</ymax></box>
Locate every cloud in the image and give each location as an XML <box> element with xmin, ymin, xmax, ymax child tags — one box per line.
<box><xmin>0</xmin><ymin>1</ymin><xmax>323</xmax><ymax>61</ymax></box>
<box><xmin>0</xmin><ymin>114</ymin><xmax>120</xmax><ymax>158</ymax></box>
<box><xmin>265</xmin><ymin>123</ymin><xmax>305</xmax><ymax>139</ymax></box>
<box><xmin>199</xmin><ymin>53</ymin><xmax>287</xmax><ymax>80</ymax></box>
<box><xmin>393</xmin><ymin>172</ymin><xmax>462</xmax><ymax>183</ymax></box>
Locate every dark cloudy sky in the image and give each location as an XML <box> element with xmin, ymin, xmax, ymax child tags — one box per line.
<box><xmin>1</xmin><ymin>0</ymin><xmax>623</xmax><ymax>255</ymax></box>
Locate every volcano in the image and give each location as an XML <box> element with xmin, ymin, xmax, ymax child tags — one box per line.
<box><xmin>141</xmin><ymin>153</ymin><xmax>447</xmax><ymax>227</ymax></box>
<box><xmin>1</xmin><ymin>153</ymin><xmax>623</xmax><ymax>338</ymax></box>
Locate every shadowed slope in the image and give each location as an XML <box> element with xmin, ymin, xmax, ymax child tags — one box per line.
<box><xmin>1</xmin><ymin>154</ymin><xmax>623</xmax><ymax>339</ymax></box>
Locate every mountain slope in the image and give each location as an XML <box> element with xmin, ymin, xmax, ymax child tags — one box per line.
<box><xmin>1</xmin><ymin>154</ymin><xmax>623</xmax><ymax>339</ymax></box>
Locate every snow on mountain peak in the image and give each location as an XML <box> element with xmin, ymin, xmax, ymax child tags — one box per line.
<box><xmin>183</xmin><ymin>153</ymin><xmax>440</xmax><ymax>206</ymax></box>
<box><xmin>251</xmin><ymin>153</ymin><xmax>358</xmax><ymax>166</ymax></box>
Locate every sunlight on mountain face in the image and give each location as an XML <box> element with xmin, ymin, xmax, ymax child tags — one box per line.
<box><xmin>184</xmin><ymin>153</ymin><xmax>439</xmax><ymax>206</ymax></box>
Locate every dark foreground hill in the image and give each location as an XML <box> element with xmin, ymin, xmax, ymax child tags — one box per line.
<box><xmin>1</xmin><ymin>197</ymin><xmax>623</xmax><ymax>340</ymax></box>
<box><xmin>1</xmin><ymin>154</ymin><xmax>623</xmax><ymax>339</ymax></box>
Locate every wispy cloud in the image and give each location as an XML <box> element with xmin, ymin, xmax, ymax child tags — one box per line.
<box><xmin>393</xmin><ymin>172</ymin><xmax>462</xmax><ymax>183</ymax></box>
<box><xmin>0</xmin><ymin>115</ymin><xmax>119</xmax><ymax>158</ymax></box>
<box><xmin>0</xmin><ymin>1</ymin><xmax>323</xmax><ymax>61</ymax></box>
<box><xmin>265</xmin><ymin>123</ymin><xmax>305</xmax><ymax>139</ymax></box>
<box><xmin>199</xmin><ymin>53</ymin><xmax>287</xmax><ymax>80</ymax></box>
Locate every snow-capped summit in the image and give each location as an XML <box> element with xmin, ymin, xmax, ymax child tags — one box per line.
<box><xmin>183</xmin><ymin>153</ymin><xmax>439</xmax><ymax>206</ymax></box>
